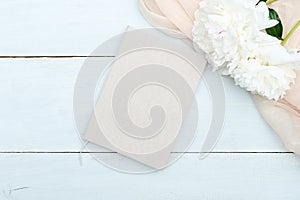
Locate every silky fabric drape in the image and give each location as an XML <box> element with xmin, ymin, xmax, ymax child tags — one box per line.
<box><xmin>139</xmin><ymin>0</ymin><xmax>300</xmax><ymax>154</ymax></box>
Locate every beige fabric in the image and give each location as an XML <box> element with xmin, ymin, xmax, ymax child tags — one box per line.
<box><xmin>253</xmin><ymin>0</ymin><xmax>300</xmax><ymax>154</ymax></box>
<box><xmin>139</xmin><ymin>0</ymin><xmax>300</xmax><ymax>154</ymax></box>
<box><xmin>139</xmin><ymin>0</ymin><xmax>180</xmax><ymax>32</ymax></box>
<box><xmin>139</xmin><ymin>0</ymin><xmax>200</xmax><ymax>39</ymax></box>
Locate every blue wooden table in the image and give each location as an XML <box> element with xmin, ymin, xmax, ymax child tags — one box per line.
<box><xmin>1</xmin><ymin>0</ymin><xmax>300</xmax><ymax>199</ymax></box>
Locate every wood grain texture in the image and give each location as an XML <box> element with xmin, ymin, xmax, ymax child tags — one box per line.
<box><xmin>0</xmin><ymin>0</ymin><xmax>149</xmax><ymax>56</ymax></box>
<box><xmin>1</xmin><ymin>1</ymin><xmax>299</xmax><ymax>199</ymax></box>
<box><xmin>0</xmin><ymin>58</ymin><xmax>286</xmax><ymax>152</ymax></box>
<box><xmin>0</xmin><ymin>153</ymin><xmax>300</xmax><ymax>200</ymax></box>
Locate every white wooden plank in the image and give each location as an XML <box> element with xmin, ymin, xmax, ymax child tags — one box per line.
<box><xmin>0</xmin><ymin>0</ymin><xmax>149</xmax><ymax>56</ymax></box>
<box><xmin>0</xmin><ymin>58</ymin><xmax>286</xmax><ymax>152</ymax></box>
<box><xmin>0</xmin><ymin>153</ymin><xmax>300</xmax><ymax>199</ymax></box>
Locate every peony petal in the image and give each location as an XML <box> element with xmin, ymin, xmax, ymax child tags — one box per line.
<box><xmin>253</xmin><ymin>0</ymin><xmax>300</xmax><ymax>155</ymax></box>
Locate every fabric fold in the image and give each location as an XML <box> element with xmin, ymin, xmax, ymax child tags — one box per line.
<box><xmin>253</xmin><ymin>95</ymin><xmax>300</xmax><ymax>154</ymax></box>
<box><xmin>139</xmin><ymin>0</ymin><xmax>201</xmax><ymax>39</ymax></box>
<box><xmin>139</xmin><ymin>0</ymin><xmax>300</xmax><ymax>154</ymax></box>
<box><xmin>139</xmin><ymin>0</ymin><xmax>186</xmax><ymax>38</ymax></box>
<box><xmin>177</xmin><ymin>0</ymin><xmax>200</xmax><ymax>20</ymax></box>
<box><xmin>154</xmin><ymin>0</ymin><xmax>193</xmax><ymax>39</ymax></box>
<box><xmin>252</xmin><ymin>0</ymin><xmax>300</xmax><ymax>153</ymax></box>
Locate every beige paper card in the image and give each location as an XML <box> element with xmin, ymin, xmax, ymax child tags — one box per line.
<box><xmin>84</xmin><ymin>27</ymin><xmax>206</xmax><ymax>169</ymax></box>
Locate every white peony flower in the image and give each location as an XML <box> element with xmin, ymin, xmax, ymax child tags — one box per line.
<box><xmin>232</xmin><ymin>34</ymin><xmax>300</xmax><ymax>100</ymax></box>
<box><xmin>232</xmin><ymin>61</ymin><xmax>296</xmax><ymax>100</ymax></box>
<box><xmin>192</xmin><ymin>0</ymin><xmax>300</xmax><ymax>100</ymax></box>
<box><xmin>192</xmin><ymin>0</ymin><xmax>278</xmax><ymax>74</ymax></box>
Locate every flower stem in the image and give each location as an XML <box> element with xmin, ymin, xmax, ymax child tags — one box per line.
<box><xmin>281</xmin><ymin>20</ymin><xmax>300</xmax><ymax>46</ymax></box>
<box><xmin>266</xmin><ymin>0</ymin><xmax>278</xmax><ymax>5</ymax></box>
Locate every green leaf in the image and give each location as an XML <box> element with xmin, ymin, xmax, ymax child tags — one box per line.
<box><xmin>257</xmin><ymin>0</ymin><xmax>267</xmax><ymax>4</ymax></box>
<box><xmin>266</xmin><ymin>8</ymin><xmax>283</xmax><ymax>40</ymax></box>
